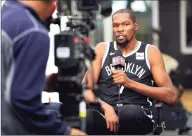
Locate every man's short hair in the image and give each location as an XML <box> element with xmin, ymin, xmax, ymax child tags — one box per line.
<box><xmin>112</xmin><ymin>9</ymin><xmax>136</xmax><ymax>23</ymax></box>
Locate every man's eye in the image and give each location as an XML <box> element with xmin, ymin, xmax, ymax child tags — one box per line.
<box><xmin>113</xmin><ymin>25</ymin><xmax>118</xmax><ymax>28</ymax></box>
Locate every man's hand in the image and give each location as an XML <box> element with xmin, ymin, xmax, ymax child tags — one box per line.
<box><xmin>83</xmin><ymin>89</ymin><xmax>97</xmax><ymax>103</ymax></box>
<box><xmin>103</xmin><ymin>103</ymin><xmax>119</xmax><ymax>133</ymax></box>
<box><xmin>112</xmin><ymin>70</ymin><xmax>129</xmax><ymax>86</ymax></box>
<box><xmin>69</xmin><ymin>128</ymin><xmax>87</xmax><ymax>135</ymax></box>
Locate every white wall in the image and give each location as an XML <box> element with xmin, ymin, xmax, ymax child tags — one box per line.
<box><xmin>45</xmin><ymin>24</ymin><xmax>60</xmax><ymax>76</ymax></box>
<box><xmin>1</xmin><ymin>0</ymin><xmax>5</xmax><ymax>6</ymax></box>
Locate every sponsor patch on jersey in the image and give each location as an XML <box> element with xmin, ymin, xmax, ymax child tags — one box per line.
<box><xmin>136</xmin><ymin>52</ymin><xmax>144</xmax><ymax>60</ymax></box>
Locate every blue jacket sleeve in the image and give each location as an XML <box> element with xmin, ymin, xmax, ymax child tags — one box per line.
<box><xmin>10</xmin><ymin>30</ymin><xmax>71</xmax><ymax>135</ymax></box>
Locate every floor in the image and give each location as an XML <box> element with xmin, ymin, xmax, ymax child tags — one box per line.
<box><xmin>162</xmin><ymin>89</ymin><xmax>192</xmax><ymax>135</ymax></box>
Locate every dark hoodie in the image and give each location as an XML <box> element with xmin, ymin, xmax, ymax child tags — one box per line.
<box><xmin>1</xmin><ymin>0</ymin><xmax>70</xmax><ymax>134</ymax></box>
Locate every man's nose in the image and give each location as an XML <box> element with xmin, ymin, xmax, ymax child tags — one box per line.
<box><xmin>117</xmin><ymin>25</ymin><xmax>124</xmax><ymax>32</ymax></box>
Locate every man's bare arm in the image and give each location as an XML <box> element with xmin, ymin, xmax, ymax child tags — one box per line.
<box><xmin>123</xmin><ymin>45</ymin><xmax>178</xmax><ymax>104</ymax></box>
<box><xmin>82</xmin><ymin>42</ymin><xmax>106</xmax><ymax>90</ymax></box>
<box><xmin>82</xmin><ymin>42</ymin><xmax>116</xmax><ymax>109</ymax></box>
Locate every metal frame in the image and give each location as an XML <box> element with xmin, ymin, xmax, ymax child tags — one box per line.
<box><xmin>180</xmin><ymin>0</ymin><xmax>192</xmax><ymax>55</ymax></box>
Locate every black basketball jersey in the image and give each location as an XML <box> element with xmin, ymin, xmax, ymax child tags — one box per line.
<box><xmin>96</xmin><ymin>41</ymin><xmax>154</xmax><ymax>107</ymax></box>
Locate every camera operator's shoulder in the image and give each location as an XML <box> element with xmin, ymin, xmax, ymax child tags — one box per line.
<box><xmin>94</xmin><ymin>42</ymin><xmax>107</xmax><ymax>57</ymax></box>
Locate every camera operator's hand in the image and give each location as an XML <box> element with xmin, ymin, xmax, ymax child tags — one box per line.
<box><xmin>44</xmin><ymin>73</ymin><xmax>58</xmax><ymax>92</ymax></box>
<box><xmin>99</xmin><ymin>100</ymin><xmax>119</xmax><ymax>133</ymax></box>
<box><xmin>69</xmin><ymin>128</ymin><xmax>87</xmax><ymax>135</ymax></box>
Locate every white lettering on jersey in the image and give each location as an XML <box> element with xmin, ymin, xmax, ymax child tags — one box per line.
<box><xmin>105</xmin><ymin>62</ymin><xmax>146</xmax><ymax>78</ymax></box>
<box><xmin>137</xmin><ymin>68</ymin><xmax>146</xmax><ymax>78</ymax></box>
<box><xmin>105</xmin><ymin>66</ymin><xmax>112</xmax><ymax>76</ymax></box>
<box><xmin>135</xmin><ymin>65</ymin><xmax>141</xmax><ymax>75</ymax></box>
<box><xmin>125</xmin><ymin>63</ymin><xmax>132</xmax><ymax>73</ymax></box>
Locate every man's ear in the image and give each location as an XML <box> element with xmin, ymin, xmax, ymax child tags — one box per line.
<box><xmin>50</xmin><ymin>1</ymin><xmax>57</xmax><ymax>15</ymax></box>
<box><xmin>134</xmin><ymin>21</ymin><xmax>139</xmax><ymax>31</ymax></box>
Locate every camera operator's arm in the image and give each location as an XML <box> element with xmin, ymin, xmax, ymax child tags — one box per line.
<box><xmin>10</xmin><ymin>31</ymin><xmax>86</xmax><ymax>135</ymax></box>
<box><xmin>82</xmin><ymin>42</ymin><xmax>119</xmax><ymax>133</ymax></box>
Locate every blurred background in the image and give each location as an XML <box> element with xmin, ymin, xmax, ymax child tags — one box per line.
<box><xmin>1</xmin><ymin>0</ymin><xmax>192</xmax><ymax>135</ymax></box>
<box><xmin>45</xmin><ymin>0</ymin><xmax>192</xmax><ymax>89</ymax></box>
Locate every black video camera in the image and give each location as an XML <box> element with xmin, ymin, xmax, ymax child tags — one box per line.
<box><xmin>54</xmin><ymin>0</ymin><xmax>109</xmax><ymax>100</ymax></box>
<box><xmin>45</xmin><ymin>0</ymin><xmax>112</xmax><ymax>131</ymax></box>
<box><xmin>54</xmin><ymin>0</ymin><xmax>97</xmax><ymax>103</ymax></box>
<box><xmin>53</xmin><ymin>0</ymin><xmax>102</xmax><ymax>131</ymax></box>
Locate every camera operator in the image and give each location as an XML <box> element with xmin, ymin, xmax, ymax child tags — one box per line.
<box><xmin>1</xmin><ymin>0</ymin><xmax>86</xmax><ymax>135</ymax></box>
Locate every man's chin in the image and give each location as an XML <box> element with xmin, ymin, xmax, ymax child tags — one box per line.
<box><xmin>116</xmin><ymin>40</ymin><xmax>128</xmax><ymax>47</ymax></box>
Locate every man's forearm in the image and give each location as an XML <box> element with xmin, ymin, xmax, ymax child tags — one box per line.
<box><xmin>82</xmin><ymin>69</ymin><xmax>95</xmax><ymax>90</ymax></box>
<box><xmin>125</xmin><ymin>79</ymin><xmax>177</xmax><ymax>104</ymax></box>
<box><xmin>98</xmin><ymin>98</ymin><xmax>113</xmax><ymax>112</ymax></box>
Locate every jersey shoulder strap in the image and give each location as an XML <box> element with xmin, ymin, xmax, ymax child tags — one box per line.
<box><xmin>138</xmin><ymin>42</ymin><xmax>148</xmax><ymax>51</ymax></box>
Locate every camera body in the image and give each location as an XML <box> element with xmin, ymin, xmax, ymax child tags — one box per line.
<box><xmin>48</xmin><ymin>0</ymin><xmax>112</xmax><ymax>131</ymax></box>
<box><xmin>54</xmin><ymin>0</ymin><xmax>99</xmax><ymax>100</ymax></box>
<box><xmin>53</xmin><ymin>0</ymin><xmax>101</xmax><ymax>131</ymax></box>
<box><xmin>54</xmin><ymin>30</ymin><xmax>94</xmax><ymax>102</ymax></box>
<box><xmin>58</xmin><ymin>0</ymin><xmax>99</xmax><ymax>14</ymax></box>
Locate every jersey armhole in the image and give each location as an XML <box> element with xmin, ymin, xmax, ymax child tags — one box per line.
<box><xmin>145</xmin><ymin>44</ymin><xmax>151</xmax><ymax>70</ymax></box>
<box><xmin>101</xmin><ymin>42</ymin><xmax>110</xmax><ymax>68</ymax></box>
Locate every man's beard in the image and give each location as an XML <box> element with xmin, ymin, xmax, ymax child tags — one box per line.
<box><xmin>116</xmin><ymin>39</ymin><xmax>129</xmax><ymax>48</ymax></box>
<box><xmin>116</xmin><ymin>35</ymin><xmax>134</xmax><ymax>48</ymax></box>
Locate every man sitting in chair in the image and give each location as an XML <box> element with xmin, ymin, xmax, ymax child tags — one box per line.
<box><xmin>82</xmin><ymin>9</ymin><xmax>179</xmax><ymax>135</ymax></box>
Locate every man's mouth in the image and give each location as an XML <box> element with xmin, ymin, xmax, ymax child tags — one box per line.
<box><xmin>117</xmin><ymin>35</ymin><xmax>125</xmax><ymax>40</ymax></box>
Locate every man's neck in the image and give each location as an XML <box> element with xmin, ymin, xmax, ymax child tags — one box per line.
<box><xmin>19</xmin><ymin>1</ymin><xmax>46</xmax><ymax>21</ymax></box>
<box><xmin>118</xmin><ymin>38</ymin><xmax>138</xmax><ymax>54</ymax></box>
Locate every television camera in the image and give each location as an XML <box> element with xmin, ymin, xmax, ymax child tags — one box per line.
<box><xmin>46</xmin><ymin>0</ymin><xmax>112</xmax><ymax>132</ymax></box>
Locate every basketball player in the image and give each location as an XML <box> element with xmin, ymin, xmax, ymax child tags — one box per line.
<box><xmin>83</xmin><ymin>9</ymin><xmax>178</xmax><ymax>135</ymax></box>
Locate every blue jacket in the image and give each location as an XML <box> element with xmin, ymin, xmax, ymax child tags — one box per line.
<box><xmin>1</xmin><ymin>1</ymin><xmax>70</xmax><ymax>134</ymax></box>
